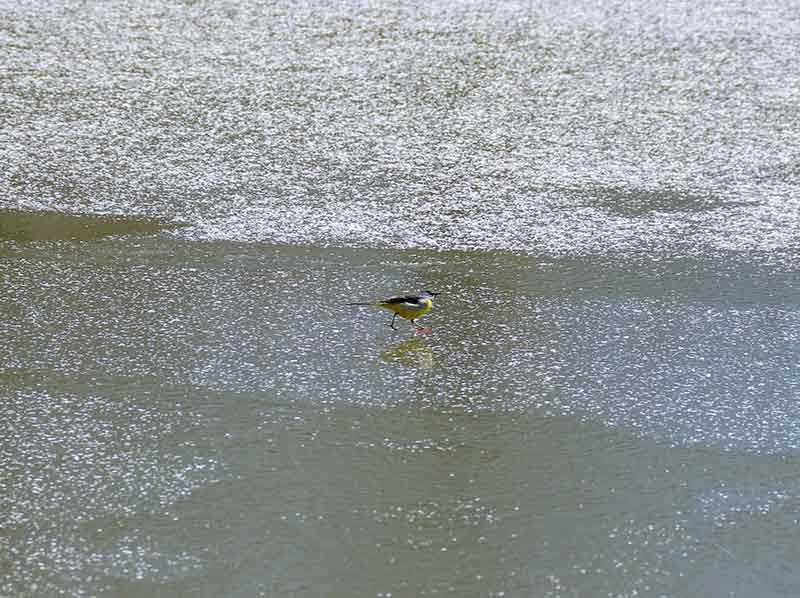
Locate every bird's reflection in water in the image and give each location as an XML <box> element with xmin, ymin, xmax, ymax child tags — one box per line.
<box><xmin>380</xmin><ymin>338</ymin><xmax>434</xmax><ymax>369</ymax></box>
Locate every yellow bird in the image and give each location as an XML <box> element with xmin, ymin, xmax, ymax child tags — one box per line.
<box><xmin>348</xmin><ymin>290</ymin><xmax>440</xmax><ymax>331</ymax></box>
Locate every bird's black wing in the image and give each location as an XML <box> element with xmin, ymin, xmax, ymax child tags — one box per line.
<box><xmin>381</xmin><ymin>294</ymin><xmax>421</xmax><ymax>305</ymax></box>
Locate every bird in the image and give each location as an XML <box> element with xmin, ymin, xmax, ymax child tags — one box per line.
<box><xmin>348</xmin><ymin>290</ymin><xmax>440</xmax><ymax>331</ymax></box>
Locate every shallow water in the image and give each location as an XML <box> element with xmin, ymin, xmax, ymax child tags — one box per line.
<box><xmin>4</xmin><ymin>236</ymin><xmax>800</xmax><ymax>596</ymax></box>
<box><xmin>3</xmin><ymin>0</ymin><xmax>800</xmax><ymax>596</ymax></box>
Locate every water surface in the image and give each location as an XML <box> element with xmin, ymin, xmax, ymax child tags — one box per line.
<box><xmin>4</xmin><ymin>237</ymin><xmax>800</xmax><ymax>596</ymax></box>
<box><xmin>3</xmin><ymin>1</ymin><xmax>800</xmax><ymax>596</ymax></box>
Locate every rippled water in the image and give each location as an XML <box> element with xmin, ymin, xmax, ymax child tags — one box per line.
<box><xmin>4</xmin><ymin>0</ymin><xmax>800</xmax><ymax>253</ymax></box>
<box><xmin>3</xmin><ymin>1</ymin><xmax>800</xmax><ymax>596</ymax></box>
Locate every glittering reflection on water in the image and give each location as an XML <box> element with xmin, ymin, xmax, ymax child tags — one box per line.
<box><xmin>509</xmin><ymin>297</ymin><xmax>800</xmax><ymax>451</ymax></box>
<box><xmin>3</xmin><ymin>1</ymin><xmax>800</xmax><ymax>254</ymax></box>
<box><xmin>1</xmin><ymin>376</ymin><xmax>219</xmax><ymax>596</ymax></box>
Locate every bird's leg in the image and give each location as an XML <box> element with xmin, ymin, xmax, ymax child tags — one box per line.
<box><xmin>411</xmin><ymin>318</ymin><xmax>433</xmax><ymax>334</ymax></box>
<box><xmin>412</xmin><ymin>319</ymin><xmax>432</xmax><ymax>334</ymax></box>
<box><xmin>389</xmin><ymin>313</ymin><xmax>398</xmax><ymax>330</ymax></box>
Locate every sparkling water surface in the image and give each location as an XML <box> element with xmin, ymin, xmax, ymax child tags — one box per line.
<box><xmin>3</xmin><ymin>1</ymin><xmax>800</xmax><ymax>596</ymax></box>
<box><xmin>3</xmin><ymin>0</ymin><xmax>800</xmax><ymax>253</ymax></box>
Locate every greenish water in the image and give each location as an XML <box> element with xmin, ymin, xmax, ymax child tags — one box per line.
<box><xmin>4</xmin><ymin>231</ymin><xmax>800</xmax><ymax>596</ymax></box>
